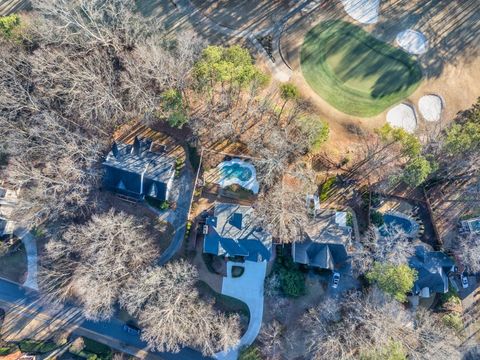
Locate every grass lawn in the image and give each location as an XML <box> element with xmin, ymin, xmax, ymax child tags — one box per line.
<box><xmin>18</xmin><ymin>339</ymin><xmax>60</xmax><ymax>354</ymax></box>
<box><xmin>197</xmin><ymin>281</ymin><xmax>250</xmax><ymax>319</ymax></box>
<box><xmin>0</xmin><ymin>243</ymin><xmax>27</xmax><ymax>283</ymax></box>
<box><xmin>301</xmin><ymin>20</ymin><xmax>423</xmax><ymax>117</ymax></box>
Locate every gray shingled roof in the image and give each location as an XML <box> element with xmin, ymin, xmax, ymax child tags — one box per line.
<box><xmin>409</xmin><ymin>246</ymin><xmax>455</xmax><ymax>295</ymax></box>
<box><xmin>203</xmin><ymin>203</ymin><xmax>272</xmax><ymax>261</ymax></box>
<box><xmin>102</xmin><ymin>137</ymin><xmax>175</xmax><ymax>201</ymax></box>
<box><xmin>293</xmin><ymin>211</ymin><xmax>351</xmax><ymax>270</ymax></box>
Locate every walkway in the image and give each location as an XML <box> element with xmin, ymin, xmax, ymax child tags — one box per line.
<box><xmin>215</xmin><ymin>261</ymin><xmax>267</xmax><ymax>360</ymax></box>
<box><xmin>13</xmin><ymin>227</ymin><xmax>38</xmax><ymax>290</ymax></box>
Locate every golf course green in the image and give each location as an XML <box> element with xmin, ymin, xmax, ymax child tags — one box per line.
<box><xmin>300</xmin><ymin>20</ymin><xmax>423</xmax><ymax>117</ymax></box>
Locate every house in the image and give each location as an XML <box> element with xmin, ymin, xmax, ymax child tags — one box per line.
<box><xmin>102</xmin><ymin>136</ymin><xmax>176</xmax><ymax>202</ymax></box>
<box><xmin>408</xmin><ymin>246</ymin><xmax>455</xmax><ymax>298</ymax></box>
<box><xmin>293</xmin><ymin>210</ymin><xmax>352</xmax><ymax>271</ymax></box>
<box><xmin>203</xmin><ymin>203</ymin><xmax>272</xmax><ymax>262</ymax></box>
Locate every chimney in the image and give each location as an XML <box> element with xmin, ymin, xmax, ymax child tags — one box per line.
<box><xmin>132</xmin><ymin>136</ymin><xmax>141</xmax><ymax>155</ymax></box>
<box><xmin>111</xmin><ymin>142</ymin><xmax>119</xmax><ymax>158</ymax></box>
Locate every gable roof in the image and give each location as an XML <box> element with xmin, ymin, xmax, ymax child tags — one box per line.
<box><xmin>102</xmin><ymin>137</ymin><xmax>175</xmax><ymax>200</ymax></box>
<box><xmin>409</xmin><ymin>246</ymin><xmax>455</xmax><ymax>295</ymax></box>
<box><xmin>203</xmin><ymin>203</ymin><xmax>272</xmax><ymax>261</ymax></box>
<box><xmin>293</xmin><ymin>210</ymin><xmax>351</xmax><ymax>269</ymax></box>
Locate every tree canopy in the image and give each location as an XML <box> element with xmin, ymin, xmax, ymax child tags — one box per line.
<box><xmin>366</xmin><ymin>262</ymin><xmax>417</xmax><ymax>302</ymax></box>
<box><xmin>194</xmin><ymin>45</ymin><xmax>267</xmax><ymax>88</ymax></box>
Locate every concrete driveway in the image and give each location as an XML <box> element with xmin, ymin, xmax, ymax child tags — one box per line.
<box><xmin>215</xmin><ymin>261</ymin><xmax>267</xmax><ymax>360</ymax></box>
<box><xmin>13</xmin><ymin>228</ymin><xmax>38</xmax><ymax>290</ymax></box>
<box><xmin>152</xmin><ymin>165</ymin><xmax>195</xmax><ymax>265</ymax></box>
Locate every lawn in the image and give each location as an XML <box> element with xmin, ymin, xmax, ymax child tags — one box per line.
<box><xmin>301</xmin><ymin>20</ymin><xmax>423</xmax><ymax>117</ymax></box>
<box><xmin>0</xmin><ymin>243</ymin><xmax>27</xmax><ymax>283</ymax></box>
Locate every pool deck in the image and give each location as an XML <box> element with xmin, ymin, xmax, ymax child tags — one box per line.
<box><xmin>206</xmin><ymin>159</ymin><xmax>260</xmax><ymax>194</ymax></box>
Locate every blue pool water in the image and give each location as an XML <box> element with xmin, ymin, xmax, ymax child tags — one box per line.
<box><xmin>380</xmin><ymin>214</ymin><xmax>416</xmax><ymax>237</ymax></box>
<box><xmin>222</xmin><ymin>163</ymin><xmax>253</xmax><ymax>182</ymax></box>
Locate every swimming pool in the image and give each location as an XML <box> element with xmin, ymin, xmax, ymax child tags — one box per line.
<box><xmin>379</xmin><ymin>213</ymin><xmax>418</xmax><ymax>237</ymax></box>
<box><xmin>222</xmin><ymin>163</ymin><xmax>253</xmax><ymax>182</ymax></box>
<box><xmin>217</xmin><ymin>159</ymin><xmax>260</xmax><ymax>194</ymax></box>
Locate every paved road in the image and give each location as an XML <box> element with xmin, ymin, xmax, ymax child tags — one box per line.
<box><xmin>0</xmin><ymin>278</ymin><xmax>208</xmax><ymax>360</ymax></box>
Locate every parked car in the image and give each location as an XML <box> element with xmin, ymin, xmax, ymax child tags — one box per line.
<box><xmin>461</xmin><ymin>273</ymin><xmax>469</xmax><ymax>289</ymax></box>
<box><xmin>332</xmin><ymin>272</ymin><xmax>341</xmax><ymax>289</ymax></box>
<box><xmin>123</xmin><ymin>323</ymin><xmax>141</xmax><ymax>335</ymax></box>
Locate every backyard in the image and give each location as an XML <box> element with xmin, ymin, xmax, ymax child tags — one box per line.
<box><xmin>300</xmin><ymin>20</ymin><xmax>423</xmax><ymax>117</ymax></box>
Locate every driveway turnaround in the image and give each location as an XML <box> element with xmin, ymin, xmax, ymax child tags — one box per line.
<box><xmin>215</xmin><ymin>261</ymin><xmax>267</xmax><ymax>360</ymax></box>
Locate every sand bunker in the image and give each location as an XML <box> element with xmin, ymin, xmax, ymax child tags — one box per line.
<box><xmin>419</xmin><ymin>95</ymin><xmax>443</xmax><ymax>122</ymax></box>
<box><xmin>386</xmin><ymin>103</ymin><xmax>417</xmax><ymax>133</ymax></box>
<box><xmin>341</xmin><ymin>0</ymin><xmax>379</xmax><ymax>24</ymax></box>
<box><xmin>396</xmin><ymin>29</ymin><xmax>428</xmax><ymax>55</ymax></box>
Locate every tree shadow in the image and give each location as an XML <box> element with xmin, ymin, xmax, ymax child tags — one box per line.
<box><xmin>373</xmin><ymin>0</ymin><xmax>480</xmax><ymax>78</ymax></box>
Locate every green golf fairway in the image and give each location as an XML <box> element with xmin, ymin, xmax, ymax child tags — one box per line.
<box><xmin>301</xmin><ymin>20</ymin><xmax>423</xmax><ymax>117</ymax></box>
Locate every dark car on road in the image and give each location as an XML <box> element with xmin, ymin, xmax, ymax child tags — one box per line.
<box><xmin>123</xmin><ymin>323</ymin><xmax>141</xmax><ymax>336</ymax></box>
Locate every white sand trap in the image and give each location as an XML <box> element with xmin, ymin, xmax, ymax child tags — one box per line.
<box><xmin>419</xmin><ymin>95</ymin><xmax>443</xmax><ymax>122</ymax></box>
<box><xmin>396</xmin><ymin>29</ymin><xmax>428</xmax><ymax>55</ymax></box>
<box><xmin>386</xmin><ymin>103</ymin><xmax>417</xmax><ymax>133</ymax></box>
<box><xmin>341</xmin><ymin>0</ymin><xmax>380</xmax><ymax>24</ymax></box>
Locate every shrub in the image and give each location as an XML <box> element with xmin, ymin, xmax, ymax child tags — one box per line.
<box><xmin>440</xmin><ymin>288</ymin><xmax>462</xmax><ymax>313</ymax></box>
<box><xmin>274</xmin><ymin>254</ymin><xmax>306</xmax><ymax>297</ymax></box>
<box><xmin>0</xmin><ymin>344</ymin><xmax>18</xmax><ymax>356</ymax></box>
<box><xmin>239</xmin><ymin>345</ymin><xmax>263</xmax><ymax>360</ymax></box>
<box><xmin>402</xmin><ymin>156</ymin><xmax>433</xmax><ymax>187</ymax></box>
<box><xmin>320</xmin><ymin>176</ymin><xmax>336</xmax><ymax>202</ymax></box>
<box><xmin>231</xmin><ymin>266</ymin><xmax>244</xmax><ymax>278</ymax></box>
<box><xmin>360</xmin><ymin>341</ymin><xmax>406</xmax><ymax>360</ymax></box>
<box><xmin>279</xmin><ymin>267</ymin><xmax>305</xmax><ymax>297</ymax></box>
<box><xmin>70</xmin><ymin>338</ymin><xmax>112</xmax><ymax>360</ymax></box>
<box><xmin>145</xmin><ymin>197</ymin><xmax>169</xmax><ymax>211</ymax></box>
<box><xmin>346</xmin><ymin>212</ymin><xmax>353</xmax><ymax>227</ymax></box>
<box><xmin>0</xmin><ymin>14</ymin><xmax>20</xmax><ymax>38</ymax></box>
<box><xmin>366</xmin><ymin>263</ymin><xmax>417</xmax><ymax>302</ymax></box>
<box><xmin>442</xmin><ymin>313</ymin><xmax>463</xmax><ymax>333</ymax></box>
<box><xmin>18</xmin><ymin>339</ymin><xmax>59</xmax><ymax>354</ymax></box>
<box><xmin>370</xmin><ymin>210</ymin><xmax>384</xmax><ymax>227</ymax></box>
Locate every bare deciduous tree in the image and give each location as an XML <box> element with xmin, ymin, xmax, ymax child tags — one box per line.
<box><xmin>258</xmin><ymin>320</ymin><xmax>284</xmax><ymax>360</ymax></box>
<box><xmin>120</xmin><ymin>260</ymin><xmax>241</xmax><ymax>356</ymax></box>
<box><xmin>39</xmin><ymin>210</ymin><xmax>158</xmax><ymax>320</ymax></box>
<box><xmin>351</xmin><ymin>226</ymin><xmax>416</xmax><ymax>275</ymax></box>
<box><xmin>302</xmin><ymin>289</ymin><xmax>459</xmax><ymax>360</ymax></box>
<box><xmin>454</xmin><ymin>233</ymin><xmax>480</xmax><ymax>273</ymax></box>
<box><xmin>255</xmin><ymin>164</ymin><xmax>317</xmax><ymax>243</ymax></box>
<box><xmin>33</xmin><ymin>0</ymin><xmax>154</xmax><ymax>53</ymax></box>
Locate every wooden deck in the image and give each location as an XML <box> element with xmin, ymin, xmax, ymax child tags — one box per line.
<box><xmin>0</xmin><ymin>0</ymin><xmax>29</xmax><ymax>16</ymax></box>
<box><xmin>113</xmin><ymin>121</ymin><xmax>186</xmax><ymax>163</ymax></box>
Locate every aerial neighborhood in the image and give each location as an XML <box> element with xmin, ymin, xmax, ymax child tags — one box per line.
<box><xmin>0</xmin><ymin>0</ymin><xmax>479</xmax><ymax>360</ymax></box>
